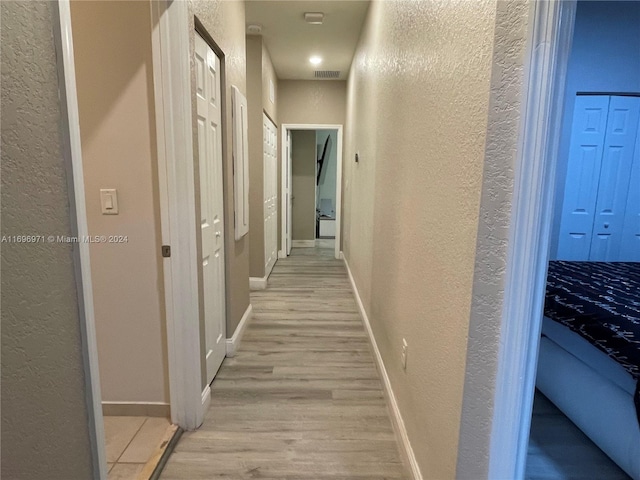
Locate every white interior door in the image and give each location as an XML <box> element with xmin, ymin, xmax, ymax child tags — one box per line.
<box><xmin>195</xmin><ymin>33</ymin><xmax>226</xmax><ymax>384</ymax></box>
<box><xmin>286</xmin><ymin>130</ymin><xmax>293</xmax><ymax>255</ymax></box>
<box><xmin>263</xmin><ymin>114</ymin><xmax>278</xmax><ymax>276</ymax></box>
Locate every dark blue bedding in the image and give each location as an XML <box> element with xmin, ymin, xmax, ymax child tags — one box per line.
<box><xmin>544</xmin><ymin>261</ymin><xmax>640</xmax><ymax>423</ymax></box>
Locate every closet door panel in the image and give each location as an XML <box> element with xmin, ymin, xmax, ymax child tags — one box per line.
<box><xmin>620</xmin><ymin>120</ymin><xmax>640</xmax><ymax>262</ymax></box>
<box><xmin>557</xmin><ymin>96</ymin><xmax>610</xmax><ymax>260</ymax></box>
<box><xmin>590</xmin><ymin>96</ymin><xmax>640</xmax><ymax>261</ymax></box>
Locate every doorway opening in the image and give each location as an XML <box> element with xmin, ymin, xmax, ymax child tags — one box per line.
<box><xmin>66</xmin><ymin>1</ymin><xmax>175</xmax><ymax>476</ymax></box>
<box><xmin>476</xmin><ymin>2</ymin><xmax>640</xmax><ymax>479</ymax></box>
<box><xmin>526</xmin><ymin>2</ymin><xmax>640</xmax><ymax>478</ymax></box>
<box><xmin>281</xmin><ymin>124</ymin><xmax>343</xmax><ymax>260</ymax></box>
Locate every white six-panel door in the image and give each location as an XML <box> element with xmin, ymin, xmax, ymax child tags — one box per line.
<box><xmin>263</xmin><ymin>114</ymin><xmax>278</xmax><ymax>276</ymax></box>
<box><xmin>195</xmin><ymin>33</ymin><xmax>226</xmax><ymax>384</ymax></box>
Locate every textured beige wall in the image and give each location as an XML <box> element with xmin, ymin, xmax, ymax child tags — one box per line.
<box><xmin>457</xmin><ymin>2</ymin><xmax>530</xmax><ymax>477</ymax></box>
<box><xmin>1</xmin><ymin>1</ymin><xmax>94</xmax><ymax>477</ymax></box>
<box><xmin>278</xmin><ymin>80</ymin><xmax>346</xmax><ymax>126</ymax></box>
<box><xmin>247</xmin><ymin>36</ymin><xmax>265</xmax><ymax>277</ymax></box>
<box><xmin>71</xmin><ymin>0</ymin><xmax>168</xmax><ymax>404</ymax></box>
<box><xmin>277</xmin><ymin>80</ymin><xmax>346</xmax><ymax>248</ymax></box>
<box><xmin>343</xmin><ymin>0</ymin><xmax>500</xmax><ymax>477</ymax></box>
<box><xmin>189</xmin><ymin>1</ymin><xmax>249</xmax><ymax>378</ymax></box>
<box><xmin>291</xmin><ymin>131</ymin><xmax>317</xmax><ymax>241</ymax></box>
<box><xmin>262</xmin><ymin>42</ymin><xmax>278</xmax><ymax>123</ymax></box>
<box><xmin>247</xmin><ymin>36</ymin><xmax>278</xmax><ymax>278</ymax></box>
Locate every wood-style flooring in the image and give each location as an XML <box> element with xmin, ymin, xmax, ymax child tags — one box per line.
<box><xmin>526</xmin><ymin>390</ymin><xmax>630</xmax><ymax>479</ymax></box>
<box><xmin>161</xmin><ymin>248</ymin><xmax>408</xmax><ymax>479</ymax></box>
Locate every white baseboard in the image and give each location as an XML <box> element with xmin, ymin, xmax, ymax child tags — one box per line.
<box><xmin>200</xmin><ymin>384</ymin><xmax>211</xmax><ymax>424</ymax></box>
<box><xmin>292</xmin><ymin>240</ymin><xmax>315</xmax><ymax>247</ymax></box>
<box><xmin>249</xmin><ymin>276</ymin><xmax>267</xmax><ymax>290</ymax></box>
<box><xmin>278</xmin><ymin>250</ymin><xmax>287</xmax><ymax>259</ymax></box>
<box><xmin>343</xmin><ymin>257</ymin><xmax>422</xmax><ymax>480</ymax></box>
<box><xmin>226</xmin><ymin>303</ymin><xmax>252</xmax><ymax>357</ymax></box>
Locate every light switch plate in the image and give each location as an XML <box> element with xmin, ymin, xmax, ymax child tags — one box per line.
<box><xmin>100</xmin><ymin>188</ymin><xmax>118</xmax><ymax>215</ymax></box>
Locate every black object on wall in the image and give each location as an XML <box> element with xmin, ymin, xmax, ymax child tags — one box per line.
<box><xmin>316</xmin><ymin>135</ymin><xmax>332</xmax><ymax>184</ymax></box>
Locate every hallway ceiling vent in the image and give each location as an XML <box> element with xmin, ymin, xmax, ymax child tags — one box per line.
<box><xmin>314</xmin><ymin>70</ymin><xmax>340</xmax><ymax>79</ymax></box>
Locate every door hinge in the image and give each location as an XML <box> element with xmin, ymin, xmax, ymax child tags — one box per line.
<box><xmin>161</xmin><ymin>245</ymin><xmax>171</xmax><ymax>258</ymax></box>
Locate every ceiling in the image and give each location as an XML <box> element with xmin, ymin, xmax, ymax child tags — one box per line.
<box><xmin>245</xmin><ymin>1</ymin><xmax>370</xmax><ymax>81</ymax></box>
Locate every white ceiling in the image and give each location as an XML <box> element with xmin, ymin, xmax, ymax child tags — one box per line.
<box><xmin>245</xmin><ymin>1</ymin><xmax>370</xmax><ymax>81</ymax></box>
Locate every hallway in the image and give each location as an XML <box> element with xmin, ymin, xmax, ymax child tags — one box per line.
<box><xmin>161</xmin><ymin>248</ymin><xmax>408</xmax><ymax>479</ymax></box>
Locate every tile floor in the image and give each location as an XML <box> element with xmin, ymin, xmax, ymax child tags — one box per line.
<box><xmin>104</xmin><ymin>416</ymin><xmax>171</xmax><ymax>480</ymax></box>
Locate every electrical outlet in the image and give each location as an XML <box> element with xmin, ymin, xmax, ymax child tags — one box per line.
<box><xmin>401</xmin><ymin>338</ymin><xmax>408</xmax><ymax>370</ymax></box>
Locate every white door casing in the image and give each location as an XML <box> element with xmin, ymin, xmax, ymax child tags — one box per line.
<box><xmin>286</xmin><ymin>130</ymin><xmax>293</xmax><ymax>256</ymax></box>
<box><xmin>263</xmin><ymin>114</ymin><xmax>278</xmax><ymax>277</ymax></box>
<box><xmin>195</xmin><ymin>33</ymin><xmax>226</xmax><ymax>384</ymax></box>
<box><xmin>281</xmin><ymin>125</ymin><xmax>343</xmax><ymax>259</ymax></box>
<box><xmin>54</xmin><ymin>1</ymin><xmax>107</xmax><ymax>476</ymax></box>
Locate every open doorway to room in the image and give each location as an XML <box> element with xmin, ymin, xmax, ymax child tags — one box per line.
<box><xmin>524</xmin><ymin>2</ymin><xmax>640</xmax><ymax>479</ymax></box>
<box><xmin>68</xmin><ymin>2</ymin><xmax>175</xmax><ymax>477</ymax></box>
<box><xmin>282</xmin><ymin>125</ymin><xmax>343</xmax><ymax>259</ymax></box>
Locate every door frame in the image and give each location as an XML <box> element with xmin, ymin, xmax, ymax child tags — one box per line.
<box><xmin>281</xmin><ymin>124</ymin><xmax>344</xmax><ymax>260</ymax></box>
<box><xmin>150</xmin><ymin>0</ymin><xmax>212</xmax><ymax>430</ymax></box>
<box><xmin>54</xmin><ymin>2</ymin><xmax>107</xmax><ymax>478</ymax></box>
<box><xmin>458</xmin><ymin>1</ymin><xmax>578</xmax><ymax>478</ymax></box>
<box><xmin>55</xmin><ymin>2</ymin><xmax>212</xmax><ymax>477</ymax></box>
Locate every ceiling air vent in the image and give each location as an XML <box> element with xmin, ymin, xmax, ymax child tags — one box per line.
<box><xmin>314</xmin><ymin>70</ymin><xmax>340</xmax><ymax>79</ymax></box>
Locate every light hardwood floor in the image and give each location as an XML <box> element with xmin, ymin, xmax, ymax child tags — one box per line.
<box><xmin>526</xmin><ymin>390</ymin><xmax>630</xmax><ymax>480</ymax></box>
<box><xmin>161</xmin><ymin>248</ymin><xmax>408</xmax><ymax>479</ymax></box>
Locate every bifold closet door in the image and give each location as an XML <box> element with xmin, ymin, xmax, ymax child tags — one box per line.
<box><xmin>620</xmin><ymin>119</ymin><xmax>640</xmax><ymax>261</ymax></box>
<box><xmin>589</xmin><ymin>96</ymin><xmax>640</xmax><ymax>261</ymax></box>
<box><xmin>557</xmin><ymin>95</ymin><xmax>640</xmax><ymax>261</ymax></box>
<box><xmin>557</xmin><ymin>96</ymin><xmax>609</xmax><ymax>260</ymax></box>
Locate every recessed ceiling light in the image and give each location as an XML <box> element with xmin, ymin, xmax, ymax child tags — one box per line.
<box><xmin>304</xmin><ymin>12</ymin><xmax>324</xmax><ymax>25</ymax></box>
<box><xmin>309</xmin><ymin>56</ymin><xmax>322</xmax><ymax>65</ymax></box>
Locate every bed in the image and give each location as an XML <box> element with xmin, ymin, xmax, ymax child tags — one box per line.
<box><xmin>536</xmin><ymin>261</ymin><xmax>640</xmax><ymax>479</ymax></box>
